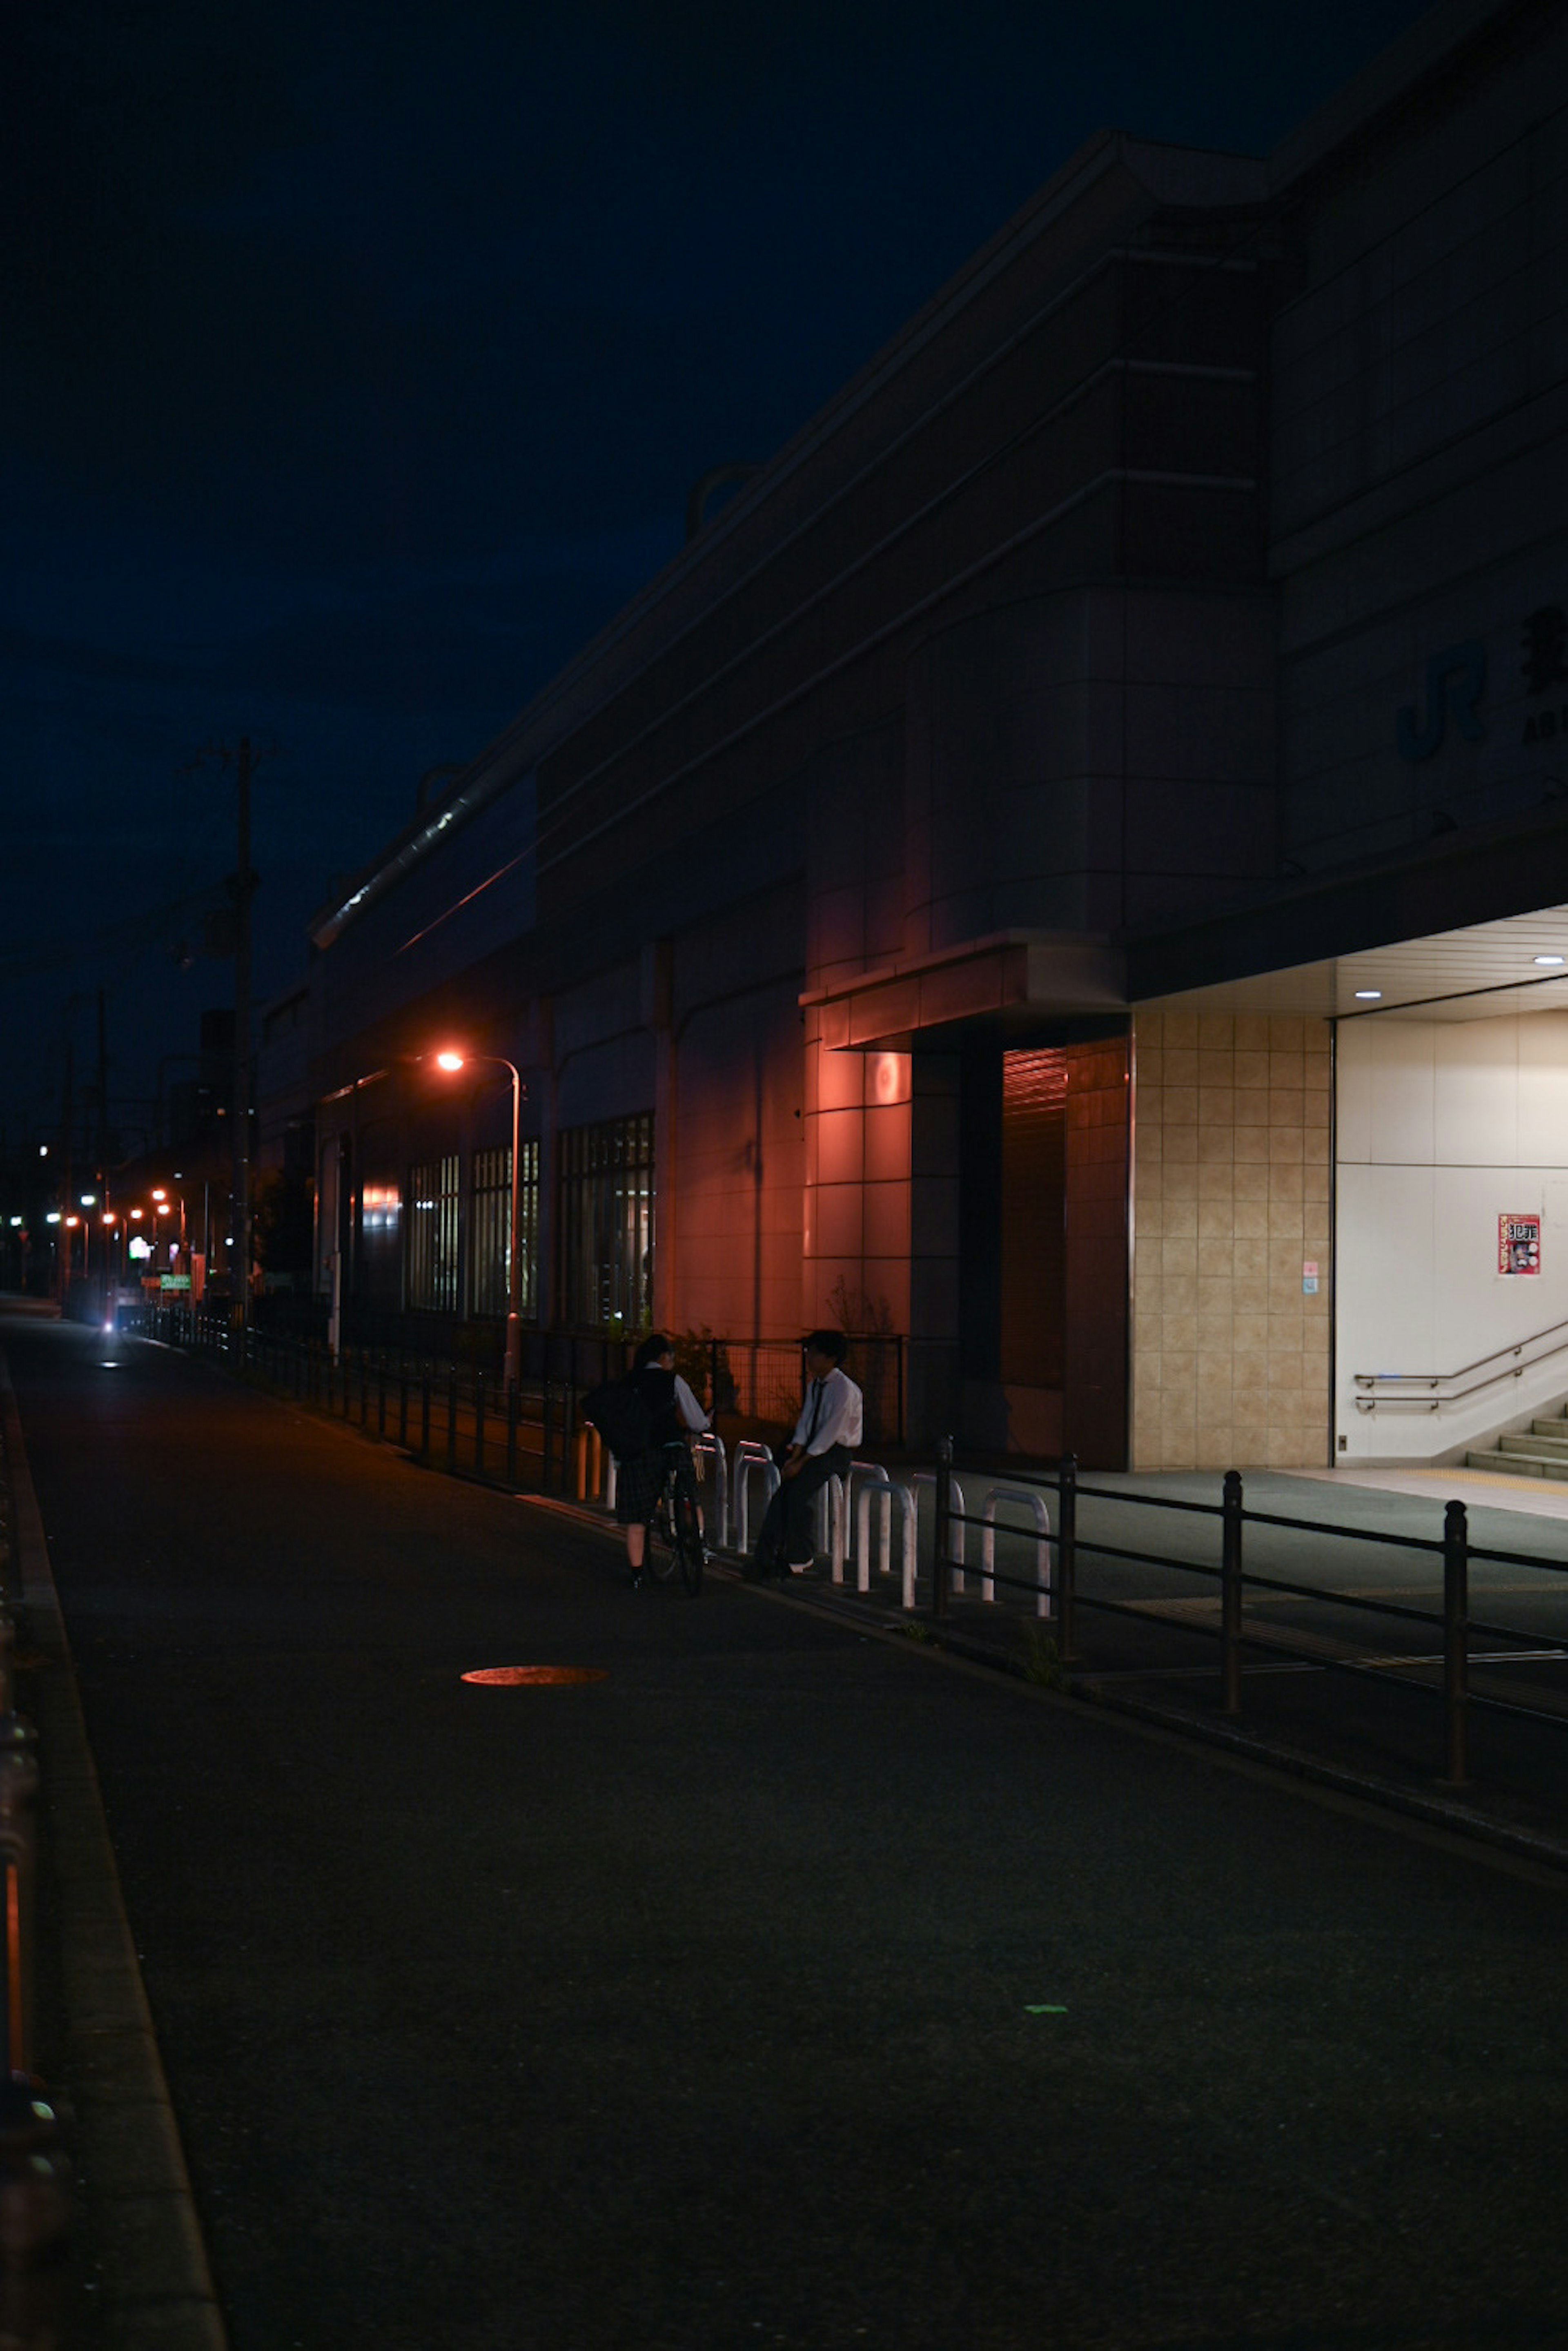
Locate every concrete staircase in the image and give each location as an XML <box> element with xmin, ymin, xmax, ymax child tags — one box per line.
<box><xmin>1468</xmin><ymin>1407</ymin><xmax>1568</xmax><ymax>1478</ymax></box>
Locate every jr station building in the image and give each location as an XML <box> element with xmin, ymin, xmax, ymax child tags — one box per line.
<box><xmin>265</xmin><ymin>0</ymin><xmax>1568</xmax><ymax>1473</ymax></box>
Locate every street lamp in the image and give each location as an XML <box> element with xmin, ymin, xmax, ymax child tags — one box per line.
<box><xmin>431</xmin><ymin>1048</ymin><xmax>526</xmax><ymax>1387</ymax></box>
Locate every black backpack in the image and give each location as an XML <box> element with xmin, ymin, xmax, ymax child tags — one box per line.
<box><xmin>581</xmin><ymin>1376</ymin><xmax>653</xmax><ymax>1464</ymax></box>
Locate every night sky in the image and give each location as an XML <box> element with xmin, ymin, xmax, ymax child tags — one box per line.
<box><xmin>3</xmin><ymin>0</ymin><xmax>1436</xmax><ymax>1150</ymax></box>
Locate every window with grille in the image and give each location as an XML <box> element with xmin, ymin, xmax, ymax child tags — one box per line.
<box><xmin>406</xmin><ymin>1155</ymin><xmax>460</xmax><ymax>1313</ymax></box>
<box><xmin>558</xmin><ymin>1113</ymin><xmax>654</xmax><ymax>1333</ymax></box>
<box><xmin>468</xmin><ymin>1141</ymin><xmax>540</xmax><ymax>1321</ymax></box>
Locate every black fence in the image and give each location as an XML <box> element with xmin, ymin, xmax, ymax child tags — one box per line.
<box><xmin>931</xmin><ymin>1448</ymin><xmax>1568</xmax><ymax>1793</ymax></box>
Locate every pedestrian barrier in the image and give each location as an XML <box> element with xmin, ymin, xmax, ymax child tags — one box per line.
<box><xmin>812</xmin><ymin>1475</ymin><xmax>847</xmax><ymax>1580</ymax></box>
<box><xmin>731</xmin><ymin>1441</ymin><xmax>780</xmax><ymax>1557</ymax></box>
<box><xmin>911</xmin><ymin>1469</ymin><xmax>969</xmax><ymax>1596</ymax></box>
<box><xmin>979</xmin><ymin>1485</ymin><xmax>1052</xmax><ymax>1616</ymax></box>
<box><xmin>852</xmin><ymin>1473</ymin><xmax>918</xmax><ymax>1607</ymax></box>
<box><xmin>691</xmin><ymin>1432</ymin><xmax>729</xmax><ymax>1552</ymax></box>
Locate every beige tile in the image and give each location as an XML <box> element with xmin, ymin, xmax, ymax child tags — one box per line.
<box><xmin>1196</xmin><ymin>1354</ymin><xmax>1233</xmax><ymax>1396</ymax></box>
<box><xmin>1196</xmin><ymin>1430</ymin><xmax>1236</xmax><ymax>1470</ymax></box>
<box><xmin>1163</xmin><ymin>1236</ymin><xmax>1198</xmax><ymax>1278</ymax></box>
<box><xmin>1268</xmin><ymin>1051</ymin><xmax>1305</xmax><ymax>1089</ymax></box>
<box><xmin>1234</xmin><ymin>1015</ymin><xmax>1270</xmax><ymax>1052</ymax></box>
<box><xmin>1197</xmin><ymin>1233</ymin><xmax>1232</xmax><ymax>1277</ymax></box>
<box><xmin>1268</xmin><ymin>1127</ymin><xmax>1304</xmax><ymax>1164</ymax></box>
<box><xmin>1136</xmin><ymin>1276</ymin><xmax>1163</xmax><ymax>1316</ymax></box>
<box><xmin>1233</xmin><ymin>1277</ymin><xmax>1269</xmax><ymax>1316</ymax></box>
<box><xmin>1164</xmin><ymin>1085</ymin><xmax>1198</xmax><ymax>1125</ymax></box>
<box><xmin>1198</xmin><ymin>1015</ymin><xmax>1235</xmax><ymax>1051</ymax></box>
<box><xmin>1268</xmin><ymin>1350</ymin><xmax>1304</xmax><ymax>1393</ymax></box>
<box><xmin>1161</xmin><ymin>1314</ymin><xmax>1197</xmax><ymax>1357</ymax></box>
<box><xmin>1135</xmin><ymin>1160</ymin><xmax>1163</xmax><ymax>1201</ymax></box>
<box><xmin>1234</xmin><ymin>1161</ymin><xmax>1270</xmax><ymax>1200</ymax></box>
<box><xmin>1302</xmin><ymin>1162</ymin><xmax>1331</xmax><ymax>1203</ymax></box>
<box><xmin>1198</xmin><ymin>1208</ymin><xmax>1235</xmax><ymax>1249</ymax></box>
<box><xmin>1232</xmin><ymin>1396</ymin><xmax>1270</xmax><ymax>1439</ymax></box>
<box><xmin>1136</xmin><ymin>1097</ymin><xmax>1164</xmax><ymax>1140</ymax></box>
<box><xmin>1137</xmin><ymin>1049</ymin><xmax>1164</xmax><ymax>1091</ymax></box>
<box><xmin>1163</xmin><ymin>1013</ymin><xmax>1198</xmax><ymax>1050</ymax></box>
<box><xmin>1234</xmin><ymin>1315</ymin><xmax>1270</xmax><ymax>1352</ymax></box>
<box><xmin>1163</xmin><ymin>1274</ymin><xmax>1197</xmax><ymax>1317</ymax></box>
<box><xmin>1234</xmin><ymin>1086</ymin><xmax>1269</xmax><ymax>1127</ymax></box>
<box><xmin>1165</xmin><ymin>1122</ymin><xmax>1199</xmax><ymax>1165</ymax></box>
<box><xmin>1165</xmin><ymin>1051</ymin><xmax>1198</xmax><ymax>1088</ymax></box>
<box><xmin>1198</xmin><ymin>1125</ymin><xmax>1235</xmax><ymax>1166</ymax></box>
<box><xmin>1303</xmin><ymin>1055</ymin><xmax>1332</xmax><ymax>1091</ymax></box>
<box><xmin>1136</xmin><ymin>1197</ymin><xmax>1166</xmax><ymax>1238</ymax></box>
<box><xmin>1268</xmin><ymin>1087</ymin><xmax>1305</xmax><ymax>1127</ymax></box>
<box><xmin>1198</xmin><ymin>1161</ymin><xmax>1234</xmax><ymax>1201</ymax></box>
<box><xmin>1233</xmin><ymin>1234</ymin><xmax>1269</xmax><ymax>1276</ymax></box>
<box><xmin>1233</xmin><ymin>1349</ymin><xmax>1269</xmax><ymax>1391</ymax></box>
<box><xmin>1235</xmin><ymin>1125</ymin><xmax>1270</xmax><ymax>1162</ymax></box>
<box><xmin>1198</xmin><ymin>1088</ymin><xmax>1236</xmax><ymax>1129</ymax></box>
<box><xmin>1268</xmin><ymin>1283</ymin><xmax>1305</xmax><ymax>1321</ymax></box>
<box><xmin>1163</xmin><ymin>1193</ymin><xmax>1198</xmax><ymax>1237</ymax></box>
<box><xmin>1161</xmin><ymin>1355</ymin><xmax>1196</xmax><ymax>1400</ymax></box>
<box><xmin>1136</xmin><ymin>1011</ymin><xmax>1164</xmax><ymax>1049</ymax></box>
<box><xmin>1268</xmin><ymin>1200</ymin><xmax>1304</xmax><ymax>1241</ymax></box>
<box><xmin>1198</xmin><ymin>1310</ymin><xmax>1234</xmax><ymax>1352</ymax></box>
<box><xmin>1302</xmin><ymin>1090</ymin><xmax>1331</xmax><ymax>1129</ymax></box>
<box><xmin>1265</xmin><ymin>1426</ymin><xmax>1307</xmax><ymax>1468</ymax></box>
<box><xmin>1301</xmin><ymin>1226</ymin><xmax>1330</xmax><ymax>1259</ymax></box>
<box><xmin>1234</xmin><ymin>1050</ymin><xmax>1270</xmax><ymax>1091</ymax></box>
<box><xmin>1234</xmin><ymin>1199</ymin><xmax>1270</xmax><ymax>1239</ymax></box>
<box><xmin>1164</xmin><ymin>1155</ymin><xmax>1198</xmax><ymax>1196</ymax></box>
<box><xmin>1267</xmin><ymin>1017</ymin><xmax>1305</xmax><ymax>1051</ymax></box>
<box><xmin>1268</xmin><ymin>1162</ymin><xmax>1304</xmax><ymax>1201</ymax></box>
<box><xmin>1270</xmin><ymin>1240</ymin><xmax>1308</xmax><ymax>1281</ymax></box>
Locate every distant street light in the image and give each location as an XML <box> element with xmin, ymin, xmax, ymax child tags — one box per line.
<box><xmin>431</xmin><ymin>1048</ymin><xmax>526</xmax><ymax>1387</ymax></box>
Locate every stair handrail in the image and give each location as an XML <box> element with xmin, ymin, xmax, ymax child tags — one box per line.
<box><xmin>1354</xmin><ymin>1314</ymin><xmax>1568</xmax><ymax>1397</ymax></box>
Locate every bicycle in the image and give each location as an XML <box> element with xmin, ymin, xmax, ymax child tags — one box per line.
<box><xmin>644</xmin><ymin>1440</ymin><xmax>705</xmax><ymax>1596</ymax></box>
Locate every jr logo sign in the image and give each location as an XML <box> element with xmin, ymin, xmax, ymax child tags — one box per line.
<box><xmin>1397</xmin><ymin>641</ymin><xmax>1488</xmax><ymax>761</ymax></box>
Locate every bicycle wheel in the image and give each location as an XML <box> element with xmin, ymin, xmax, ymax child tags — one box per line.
<box><xmin>675</xmin><ymin>1486</ymin><xmax>704</xmax><ymax>1597</ymax></box>
<box><xmin>645</xmin><ymin>1491</ymin><xmax>678</xmax><ymax>1581</ymax></box>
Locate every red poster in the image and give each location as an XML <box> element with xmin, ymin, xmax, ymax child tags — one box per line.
<box><xmin>1499</xmin><ymin>1213</ymin><xmax>1541</xmax><ymax>1275</ymax></box>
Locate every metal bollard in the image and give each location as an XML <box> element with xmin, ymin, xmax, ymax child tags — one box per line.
<box><xmin>1442</xmin><ymin>1498</ymin><xmax>1470</xmax><ymax>1786</ymax></box>
<box><xmin>1057</xmin><ymin>1454</ymin><xmax>1078</xmax><ymax>1664</ymax></box>
<box><xmin>0</xmin><ymin>1720</ymin><xmax>39</xmax><ymax>2082</ymax></box>
<box><xmin>933</xmin><ymin>1437</ymin><xmax>953</xmax><ymax>1621</ymax></box>
<box><xmin>1221</xmin><ymin>1468</ymin><xmax>1243</xmax><ymax>1715</ymax></box>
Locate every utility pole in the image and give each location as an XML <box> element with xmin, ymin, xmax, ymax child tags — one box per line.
<box><xmin>234</xmin><ymin>735</ymin><xmax>254</xmax><ymax>1343</ymax></box>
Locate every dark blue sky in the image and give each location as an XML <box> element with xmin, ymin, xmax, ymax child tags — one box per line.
<box><xmin>2</xmin><ymin>0</ymin><xmax>1435</xmax><ymax>1147</ymax></box>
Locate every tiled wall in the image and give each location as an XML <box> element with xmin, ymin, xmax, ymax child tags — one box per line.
<box><xmin>1131</xmin><ymin>1012</ymin><xmax>1332</xmax><ymax>1471</ymax></box>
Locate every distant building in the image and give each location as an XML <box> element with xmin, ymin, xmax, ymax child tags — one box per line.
<box><xmin>267</xmin><ymin>0</ymin><xmax>1568</xmax><ymax>1469</ymax></box>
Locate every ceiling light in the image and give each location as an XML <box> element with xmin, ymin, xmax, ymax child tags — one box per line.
<box><xmin>1354</xmin><ymin>989</ymin><xmax>1382</xmax><ymax>1001</ymax></box>
<box><xmin>1535</xmin><ymin>955</ymin><xmax>1565</xmax><ymax>967</ymax></box>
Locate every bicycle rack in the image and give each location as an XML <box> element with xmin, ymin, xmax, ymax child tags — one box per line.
<box><xmin>980</xmin><ymin>1485</ymin><xmax>1053</xmax><ymax>1616</ymax></box>
<box><xmin>911</xmin><ymin>1469</ymin><xmax>969</xmax><ymax>1599</ymax></box>
<box><xmin>852</xmin><ymin>1474</ymin><xmax>918</xmax><ymax>1608</ymax></box>
<box><xmin>731</xmin><ymin>1441</ymin><xmax>780</xmax><ymax>1557</ymax></box>
<box><xmin>691</xmin><ymin>1431</ymin><xmax>729</xmax><ymax>1551</ymax></box>
<box><xmin>812</xmin><ymin>1475</ymin><xmax>847</xmax><ymax>1579</ymax></box>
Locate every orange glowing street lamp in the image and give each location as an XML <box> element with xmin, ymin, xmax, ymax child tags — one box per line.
<box><xmin>431</xmin><ymin>1047</ymin><xmax>525</xmax><ymax>1386</ymax></box>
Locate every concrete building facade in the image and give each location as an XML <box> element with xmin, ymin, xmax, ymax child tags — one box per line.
<box><xmin>273</xmin><ymin>0</ymin><xmax>1568</xmax><ymax>1470</ymax></box>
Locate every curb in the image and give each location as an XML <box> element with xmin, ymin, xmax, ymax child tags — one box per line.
<box><xmin>0</xmin><ymin>1349</ymin><xmax>229</xmax><ymax>2351</ymax></box>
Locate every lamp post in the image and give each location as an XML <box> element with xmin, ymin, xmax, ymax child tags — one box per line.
<box><xmin>432</xmin><ymin>1049</ymin><xmax>525</xmax><ymax>1387</ymax></box>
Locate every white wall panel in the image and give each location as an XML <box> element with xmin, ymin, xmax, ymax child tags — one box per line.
<box><xmin>1336</xmin><ymin>1012</ymin><xmax>1568</xmax><ymax>1460</ymax></box>
<box><xmin>1433</xmin><ymin>1022</ymin><xmax>1517</xmax><ymax>1167</ymax></box>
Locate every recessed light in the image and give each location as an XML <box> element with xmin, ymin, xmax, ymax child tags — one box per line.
<box><xmin>1353</xmin><ymin>989</ymin><xmax>1382</xmax><ymax>1001</ymax></box>
<box><xmin>1535</xmin><ymin>955</ymin><xmax>1565</xmax><ymax>967</ymax></box>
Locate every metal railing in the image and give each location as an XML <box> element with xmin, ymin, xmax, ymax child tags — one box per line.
<box><xmin>1354</xmin><ymin>1313</ymin><xmax>1568</xmax><ymax>1412</ymax></box>
<box><xmin>928</xmin><ymin>1447</ymin><xmax>1568</xmax><ymax>1792</ymax></box>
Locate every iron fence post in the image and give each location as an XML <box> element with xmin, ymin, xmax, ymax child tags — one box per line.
<box><xmin>1221</xmin><ymin>1469</ymin><xmax>1244</xmax><ymax>1715</ymax></box>
<box><xmin>1442</xmin><ymin>1498</ymin><xmax>1470</xmax><ymax>1786</ymax></box>
<box><xmin>933</xmin><ymin>1436</ymin><xmax>953</xmax><ymax>1620</ymax></box>
<box><xmin>1058</xmin><ymin>1454</ymin><xmax>1078</xmax><ymax>1664</ymax></box>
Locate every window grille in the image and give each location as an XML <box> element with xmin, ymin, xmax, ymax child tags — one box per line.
<box><xmin>468</xmin><ymin>1141</ymin><xmax>540</xmax><ymax>1321</ymax></box>
<box><xmin>558</xmin><ymin>1113</ymin><xmax>654</xmax><ymax>1333</ymax></box>
<box><xmin>406</xmin><ymin>1154</ymin><xmax>460</xmax><ymax>1313</ymax></box>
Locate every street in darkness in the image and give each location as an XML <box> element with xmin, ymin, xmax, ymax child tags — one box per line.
<box><xmin>9</xmin><ymin>1311</ymin><xmax>1568</xmax><ymax>2350</ymax></box>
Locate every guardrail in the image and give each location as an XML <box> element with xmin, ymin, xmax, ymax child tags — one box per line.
<box><xmin>0</xmin><ymin>1398</ymin><xmax>74</xmax><ymax>2347</ymax></box>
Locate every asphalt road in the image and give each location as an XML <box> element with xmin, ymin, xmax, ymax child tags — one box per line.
<box><xmin>7</xmin><ymin>1311</ymin><xmax>1568</xmax><ymax>2351</ymax></box>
